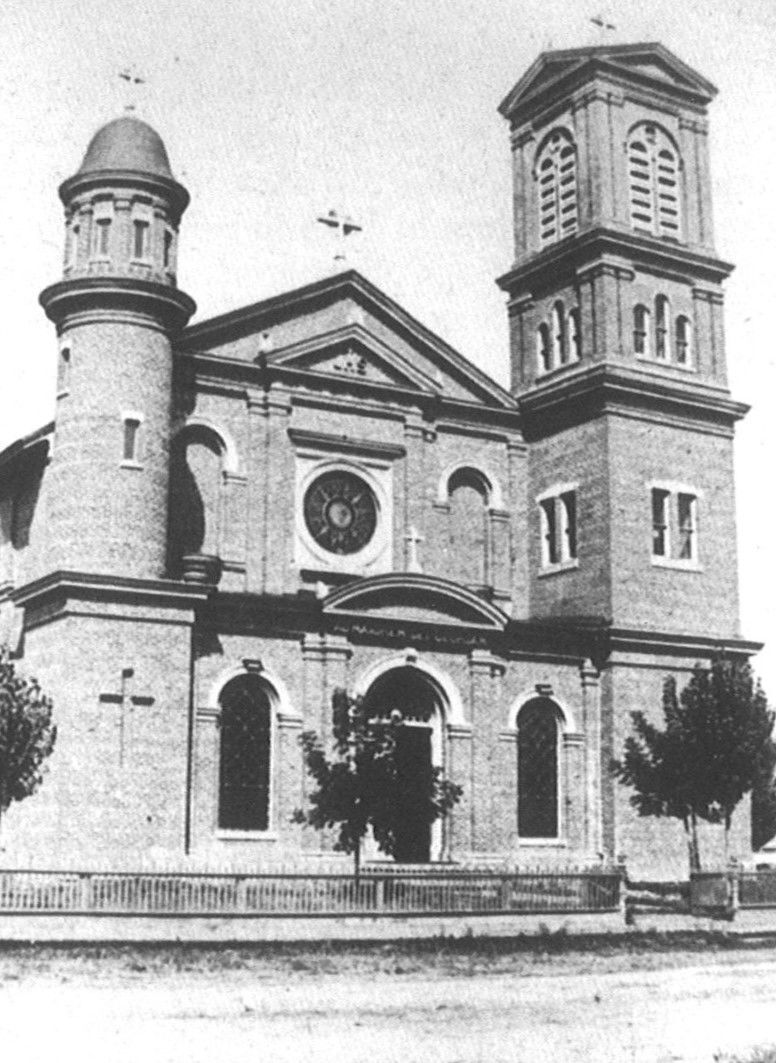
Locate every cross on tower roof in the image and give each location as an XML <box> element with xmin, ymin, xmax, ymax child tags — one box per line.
<box><xmin>316</xmin><ymin>209</ymin><xmax>363</xmax><ymax>267</ymax></box>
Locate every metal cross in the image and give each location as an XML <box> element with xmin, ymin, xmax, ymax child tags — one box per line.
<box><xmin>99</xmin><ymin>668</ymin><xmax>154</xmax><ymax>767</ymax></box>
<box><xmin>316</xmin><ymin>209</ymin><xmax>363</xmax><ymax>266</ymax></box>
<box><xmin>117</xmin><ymin>66</ymin><xmax>147</xmax><ymax>114</ymax></box>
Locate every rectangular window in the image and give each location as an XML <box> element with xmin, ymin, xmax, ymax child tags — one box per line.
<box><xmin>651</xmin><ymin>488</ymin><xmax>669</xmax><ymax>557</ymax></box>
<box><xmin>539</xmin><ymin>488</ymin><xmax>578</xmax><ymax>569</ymax></box>
<box><xmin>123</xmin><ymin>418</ymin><xmax>141</xmax><ymax>463</ymax></box>
<box><xmin>560</xmin><ymin>490</ymin><xmax>577</xmax><ymax>561</ymax></box>
<box><xmin>97</xmin><ymin>218</ymin><xmax>112</xmax><ymax>257</ymax></box>
<box><xmin>133</xmin><ymin>219</ymin><xmax>150</xmax><ymax>259</ymax></box>
<box><xmin>163</xmin><ymin>229</ymin><xmax>173</xmax><ymax>268</ymax></box>
<box><xmin>677</xmin><ymin>493</ymin><xmax>697</xmax><ymax>561</ymax></box>
<box><xmin>540</xmin><ymin>498</ymin><xmax>558</xmax><ymax>566</ymax></box>
<box><xmin>57</xmin><ymin>347</ymin><xmax>71</xmax><ymax>396</ymax></box>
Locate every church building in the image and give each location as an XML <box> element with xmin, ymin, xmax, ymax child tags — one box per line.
<box><xmin>0</xmin><ymin>43</ymin><xmax>759</xmax><ymax>877</ymax></box>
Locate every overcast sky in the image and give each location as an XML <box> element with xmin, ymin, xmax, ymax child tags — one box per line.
<box><xmin>1</xmin><ymin>0</ymin><xmax>774</xmax><ymax>686</ymax></box>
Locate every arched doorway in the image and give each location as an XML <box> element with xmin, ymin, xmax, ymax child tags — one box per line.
<box><xmin>361</xmin><ymin>666</ymin><xmax>445</xmax><ymax>863</ymax></box>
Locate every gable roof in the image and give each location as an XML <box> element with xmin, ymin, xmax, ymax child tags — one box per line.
<box><xmin>499</xmin><ymin>42</ymin><xmax>717</xmax><ymax>123</ymax></box>
<box><xmin>178</xmin><ymin>270</ymin><xmax>516</xmax><ymax>411</ymax></box>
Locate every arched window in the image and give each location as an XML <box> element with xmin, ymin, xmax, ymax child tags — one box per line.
<box><xmin>57</xmin><ymin>346</ymin><xmax>71</xmax><ymax>396</ymax></box>
<box><xmin>536</xmin><ymin>130</ymin><xmax>578</xmax><ymax>247</ymax></box>
<box><xmin>168</xmin><ymin>425</ymin><xmax>226</xmax><ymax>572</ymax></box>
<box><xmin>568</xmin><ymin>307</ymin><xmax>581</xmax><ymax>361</ymax></box>
<box><xmin>633</xmin><ymin>304</ymin><xmax>650</xmax><ymax>356</ymax></box>
<box><xmin>655</xmin><ymin>295</ymin><xmax>670</xmax><ymax>360</ymax></box>
<box><xmin>627</xmin><ymin>124</ymin><xmax>681</xmax><ymax>239</ymax></box>
<box><xmin>551</xmin><ymin>301</ymin><xmax>566</xmax><ymax>365</ymax></box>
<box><xmin>447</xmin><ymin>467</ymin><xmax>489</xmax><ymax>586</ymax></box>
<box><xmin>517</xmin><ymin>698</ymin><xmax>559</xmax><ymax>838</ymax></box>
<box><xmin>218</xmin><ymin>674</ymin><xmax>272</xmax><ymax>831</ymax></box>
<box><xmin>536</xmin><ymin>323</ymin><xmax>552</xmax><ymax>375</ymax></box>
<box><xmin>675</xmin><ymin>315</ymin><xmax>691</xmax><ymax>365</ymax></box>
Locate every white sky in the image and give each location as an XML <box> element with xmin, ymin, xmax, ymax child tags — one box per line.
<box><xmin>1</xmin><ymin>0</ymin><xmax>774</xmax><ymax>688</ymax></box>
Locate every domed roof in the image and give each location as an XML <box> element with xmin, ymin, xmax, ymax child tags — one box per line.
<box><xmin>77</xmin><ymin>116</ymin><xmax>174</xmax><ymax>179</ymax></box>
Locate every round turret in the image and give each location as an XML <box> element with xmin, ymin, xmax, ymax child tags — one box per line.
<box><xmin>39</xmin><ymin>116</ymin><xmax>196</xmax><ymax>580</ymax></box>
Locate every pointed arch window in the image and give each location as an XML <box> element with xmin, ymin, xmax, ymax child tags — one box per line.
<box><xmin>218</xmin><ymin>674</ymin><xmax>272</xmax><ymax>832</ymax></box>
<box><xmin>628</xmin><ymin>124</ymin><xmax>681</xmax><ymax>240</ymax></box>
<box><xmin>537</xmin><ymin>130</ymin><xmax>578</xmax><ymax>247</ymax></box>
<box><xmin>517</xmin><ymin>698</ymin><xmax>559</xmax><ymax>839</ymax></box>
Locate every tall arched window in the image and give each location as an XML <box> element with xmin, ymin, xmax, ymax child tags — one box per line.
<box><xmin>551</xmin><ymin>301</ymin><xmax>566</xmax><ymax>365</ymax></box>
<box><xmin>168</xmin><ymin>425</ymin><xmax>226</xmax><ymax>573</ymax></box>
<box><xmin>627</xmin><ymin>124</ymin><xmax>681</xmax><ymax>239</ymax></box>
<box><xmin>447</xmin><ymin>467</ymin><xmax>489</xmax><ymax>586</ymax></box>
<box><xmin>655</xmin><ymin>295</ymin><xmax>670</xmax><ymax>359</ymax></box>
<box><xmin>517</xmin><ymin>698</ymin><xmax>559</xmax><ymax>839</ymax></box>
<box><xmin>675</xmin><ymin>315</ymin><xmax>691</xmax><ymax>365</ymax></box>
<box><xmin>536</xmin><ymin>130</ymin><xmax>578</xmax><ymax>247</ymax></box>
<box><xmin>218</xmin><ymin>674</ymin><xmax>272</xmax><ymax>831</ymax></box>
<box><xmin>536</xmin><ymin>323</ymin><xmax>552</xmax><ymax>375</ymax></box>
<box><xmin>633</xmin><ymin>304</ymin><xmax>650</xmax><ymax>356</ymax></box>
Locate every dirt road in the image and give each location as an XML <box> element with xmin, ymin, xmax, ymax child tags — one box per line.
<box><xmin>1</xmin><ymin>944</ymin><xmax>775</xmax><ymax>1062</ymax></box>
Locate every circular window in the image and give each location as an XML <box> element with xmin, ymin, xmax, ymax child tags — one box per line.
<box><xmin>303</xmin><ymin>470</ymin><xmax>378</xmax><ymax>555</ymax></box>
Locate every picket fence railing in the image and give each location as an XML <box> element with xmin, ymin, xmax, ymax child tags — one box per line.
<box><xmin>0</xmin><ymin>868</ymin><xmax>622</xmax><ymax>918</ymax></box>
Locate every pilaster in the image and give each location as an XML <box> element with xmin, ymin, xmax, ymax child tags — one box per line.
<box><xmin>467</xmin><ymin>649</ymin><xmax>507</xmax><ymax>852</ymax></box>
<box><xmin>246</xmin><ymin>385</ymin><xmax>292</xmax><ymax>594</ymax></box>
<box><xmin>580</xmin><ymin>658</ymin><xmax>603</xmax><ymax>855</ymax></box>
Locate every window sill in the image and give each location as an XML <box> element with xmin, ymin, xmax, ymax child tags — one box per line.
<box><xmin>120</xmin><ymin>460</ymin><xmax>144</xmax><ymax>471</ymax></box>
<box><xmin>651</xmin><ymin>556</ymin><xmax>702</xmax><ymax>572</ymax></box>
<box><xmin>517</xmin><ymin>837</ymin><xmax>567</xmax><ymax>847</ymax></box>
<box><xmin>216</xmin><ymin>830</ymin><xmax>278</xmax><ymax>842</ymax></box>
<box><xmin>538</xmin><ymin>559</ymin><xmax>579</xmax><ymax>578</ymax></box>
<box><xmin>636</xmin><ymin>355</ymin><xmax>695</xmax><ymax>373</ymax></box>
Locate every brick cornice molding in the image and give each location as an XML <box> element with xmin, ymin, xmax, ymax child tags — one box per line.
<box><xmin>288</xmin><ymin>427</ymin><xmax>406</xmax><ymax>462</ymax></box>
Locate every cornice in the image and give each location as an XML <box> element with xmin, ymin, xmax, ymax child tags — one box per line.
<box><xmin>517</xmin><ymin>363</ymin><xmax>748</xmax><ymax>439</ymax></box>
<box><xmin>498</xmin><ymin>227</ymin><xmax>733</xmax><ymax>296</ymax></box>
<box><xmin>288</xmin><ymin>428</ymin><xmax>406</xmax><ymax>461</ymax></box>
<box><xmin>11</xmin><ymin>570</ymin><xmax>211</xmax><ymax>613</ymax></box>
<box><xmin>39</xmin><ymin>276</ymin><xmax>196</xmax><ymax>332</ymax></box>
<box><xmin>607</xmin><ymin>626</ymin><xmax>762</xmax><ymax>660</ymax></box>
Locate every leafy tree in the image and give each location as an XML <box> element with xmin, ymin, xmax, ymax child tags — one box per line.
<box><xmin>293</xmin><ymin>688</ymin><xmax>462</xmax><ymax>878</ymax></box>
<box><xmin>752</xmin><ymin>736</ymin><xmax>776</xmax><ymax>852</ymax></box>
<box><xmin>613</xmin><ymin>656</ymin><xmax>773</xmax><ymax>872</ymax></box>
<box><xmin>0</xmin><ymin>647</ymin><xmax>57</xmax><ymax>838</ymax></box>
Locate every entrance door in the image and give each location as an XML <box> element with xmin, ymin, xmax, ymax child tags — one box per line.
<box><xmin>393</xmin><ymin>724</ymin><xmax>433</xmax><ymax>863</ymax></box>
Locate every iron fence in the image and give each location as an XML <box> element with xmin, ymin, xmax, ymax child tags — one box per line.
<box><xmin>0</xmin><ymin>867</ymin><xmax>622</xmax><ymax>917</ymax></box>
<box><xmin>738</xmin><ymin>870</ymin><xmax>776</xmax><ymax>909</ymax></box>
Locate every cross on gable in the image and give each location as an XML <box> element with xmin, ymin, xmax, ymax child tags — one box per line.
<box><xmin>99</xmin><ymin>667</ymin><xmax>154</xmax><ymax>767</ymax></box>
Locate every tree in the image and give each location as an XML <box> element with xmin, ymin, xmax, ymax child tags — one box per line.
<box><xmin>612</xmin><ymin>656</ymin><xmax>773</xmax><ymax>872</ymax></box>
<box><xmin>293</xmin><ymin>688</ymin><xmax>462</xmax><ymax>878</ymax></box>
<box><xmin>0</xmin><ymin>647</ymin><xmax>57</xmax><ymax>838</ymax></box>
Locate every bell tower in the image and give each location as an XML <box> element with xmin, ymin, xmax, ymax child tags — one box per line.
<box><xmin>498</xmin><ymin>44</ymin><xmax>747</xmax><ymax>637</ymax></box>
<box><xmin>39</xmin><ymin>116</ymin><xmax>196</xmax><ymax>578</ymax></box>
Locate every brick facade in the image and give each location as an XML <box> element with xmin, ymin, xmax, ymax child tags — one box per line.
<box><xmin>0</xmin><ymin>44</ymin><xmax>760</xmax><ymax>880</ymax></box>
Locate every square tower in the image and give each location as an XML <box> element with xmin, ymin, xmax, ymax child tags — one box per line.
<box><xmin>498</xmin><ymin>44</ymin><xmax>747</xmax><ymax>638</ymax></box>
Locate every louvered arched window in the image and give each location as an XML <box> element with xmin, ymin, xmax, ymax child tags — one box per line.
<box><xmin>628</xmin><ymin>124</ymin><xmax>681</xmax><ymax>240</ymax></box>
<box><xmin>536</xmin><ymin>131</ymin><xmax>578</xmax><ymax>247</ymax></box>
<box><xmin>568</xmin><ymin>308</ymin><xmax>581</xmax><ymax>362</ymax></box>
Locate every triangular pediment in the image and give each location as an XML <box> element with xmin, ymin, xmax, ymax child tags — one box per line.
<box><xmin>268</xmin><ymin>325</ymin><xmax>441</xmax><ymax>394</ymax></box>
<box><xmin>178</xmin><ymin>270</ymin><xmax>515</xmax><ymax>410</ymax></box>
<box><xmin>323</xmin><ymin>574</ymin><xmax>508</xmax><ymax>632</ymax></box>
<box><xmin>499</xmin><ymin>43</ymin><xmax>716</xmax><ymax>121</ymax></box>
